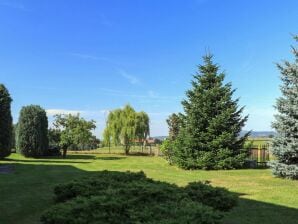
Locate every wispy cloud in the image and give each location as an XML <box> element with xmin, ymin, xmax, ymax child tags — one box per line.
<box><xmin>0</xmin><ymin>0</ymin><xmax>27</xmax><ymax>11</ymax></box>
<box><xmin>46</xmin><ymin>109</ymin><xmax>110</xmax><ymax>116</ymax></box>
<box><xmin>69</xmin><ymin>53</ymin><xmax>109</xmax><ymax>61</ymax></box>
<box><xmin>68</xmin><ymin>52</ymin><xmax>128</xmax><ymax>68</ymax></box>
<box><xmin>119</xmin><ymin>70</ymin><xmax>140</xmax><ymax>85</ymax></box>
<box><xmin>98</xmin><ymin>88</ymin><xmax>181</xmax><ymax>102</ymax></box>
<box><xmin>46</xmin><ymin>109</ymin><xmax>83</xmax><ymax>116</ymax></box>
<box><xmin>147</xmin><ymin>90</ymin><xmax>158</xmax><ymax>98</ymax></box>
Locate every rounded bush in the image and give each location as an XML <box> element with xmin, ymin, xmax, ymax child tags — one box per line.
<box><xmin>41</xmin><ymin>171</ymin><xmax>237</xmax><ymax>224</ymax></box>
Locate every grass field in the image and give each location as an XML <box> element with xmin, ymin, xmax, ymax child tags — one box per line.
<box><xmin>0</xmin><ymin>152</ymin><xmax>297</xmax><ymax>224</ymax></box>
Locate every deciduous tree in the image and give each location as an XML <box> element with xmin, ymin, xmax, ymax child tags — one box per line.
<box><xmin>103</xmin><ymin>105</ymin><xmax>150</xmax><ymax>154</ymax></box>
<box><xmin>53</xmin><ymin>114</ymin><xmax>96</xmax><ymax>158</ymax></box>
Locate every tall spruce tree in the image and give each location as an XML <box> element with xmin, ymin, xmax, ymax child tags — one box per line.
<box><xmin>171</xmin><ymin>55</ymin><xmax>249</xmax><ymax>170</ymax></box>
<box><xmin>271</xmin><ymin>36</ymin><xmax>298</xmax><ymax>179</ymax></box>
<box><xmin>0</xmin><ymin>84</ymin><xmax>13</xmax><ymax>158</ymax></box>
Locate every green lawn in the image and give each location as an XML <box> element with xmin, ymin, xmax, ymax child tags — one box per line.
<box><xmin>0</xmin><ymin>153</ymin><xmax>297</xmax><ymax>224</ymax></box>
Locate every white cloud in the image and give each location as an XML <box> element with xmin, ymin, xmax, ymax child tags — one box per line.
<box><xmin>148</xmin><ymin>90</ymin><xmax>158</xmax><ymax>98</ymax></box>
<box><xmin>46</xmin><ymin>109</ymin><xmax>82</xmax><ymax>116</ymax></box>
<box><xmin>119</xmin><ymin>70</ymin><xmax>140</xmax><ymax>85</ymax></box>
<box><xmin>46</xmin><ymin>108</ymin><xmax>169</xmax><ymax>138</ymax></box>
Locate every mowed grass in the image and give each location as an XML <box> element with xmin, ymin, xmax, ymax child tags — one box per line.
<box><xmin>0</xmin><ymin>152</ymin><xmax>298</xmax><ymax>224</ymax></box>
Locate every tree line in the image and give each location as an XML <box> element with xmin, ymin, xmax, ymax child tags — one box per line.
<box><xmin>0</xmin><ymin>93</ymin><xmax>99</xmax><ymax>158</ymax></box>
<box><xmin>0</xmin><ymin>35</ymin><xmax>297</xmax><ymax>179</ymax></box>
<box><xmin>161</xmin><ymin>35</ymin><xmax>298</xmax><ymax>179</ymax></box>
<box><xmin>0</xmin><ymin>88</ymin><xmax>150</xmax><ymax>158</ymax></box>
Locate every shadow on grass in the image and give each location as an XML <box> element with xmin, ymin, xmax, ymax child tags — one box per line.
<box><xmin>224</xmin><ymin>198</ymin><xmax>298</xmax><ymax>224</ymax></box>
<box><xmin>95</xmin><ymin>157</ymin><xmax>126</xmax><ymax>161</ymax></box>
<box><xmin>62</xmin><ymin>154</ymin><xmax>96</xmax><ymax>160</ymax></box>
<box><xmin>126</xmin><ymin>152</ymin><xmax>153</xmax><ymax>156</ymax></box>
<box><xmin>0</xmin><ymin>162</ymin><xmax>297</xmax><ymax>224</ymax></box>
<box><xmin>3</xmin><ymin>158</ymin><xmax>91</xmax><ymax>164</ymax></box>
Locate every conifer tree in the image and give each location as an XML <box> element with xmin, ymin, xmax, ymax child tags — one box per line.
<box><xmin>271</xmin><ymin>36</ymin><xmax>298</xmax><ymax>179</ymax></box>
<box><xmin>171</xmin><ymin>55</ymin><xmax>249</xmax><ymax>170</ymax></box>
<box><xmin>17</xmin><ymin>105</ymin><xmax>49</xmax><ymax>157</ymax></box>
<box><xmin>0</xmin><ymin>84</ymin><xmax>13</xmax><ymax>158</ymax></box>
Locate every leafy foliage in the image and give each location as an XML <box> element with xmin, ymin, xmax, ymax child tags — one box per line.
<box><xmin>166</xmin><ymin>55</ymin><xmax>249</xmax><ymax>170</ymax></box>
<box><xmin>271</xmin><ymin>36</ymin><xmax>298</xmax><ymax>179</ymax></box>
<box><xmin>160</xmin><ymin>138</ymin><xmax>174</xmax><ymax>164</ymax></box>
<box><xmin>16</xmin><ymin>105</ymin><xmax>49</xmax><ymax>157</ymax></box>
<box><xmin>0</xmin><ymin>84</ymin><xmax>13</xmax><ymax>158</ymax></box>
<box><xmin>166</xmin><ymin>113</ymin><xmax>184</xmax><ymax>140</ymax></box>
<box><xmin>41</xmin><ymin>171</ymin><xmax>237</xmax><ymax>224</ymax></box>
<box><xmin>53</xmin><ymin>114</ymin><xmax>96</xmax><ymax>157</ymax></box>
<box><xmin>103</xmin><ymin>105</ymin><xmax>150</xmax><ymax>154</ymax></box>
<box><xmin>135</xmin><ymin>111</ymin><xmax>150</xmax><ymax>144</ymax></box>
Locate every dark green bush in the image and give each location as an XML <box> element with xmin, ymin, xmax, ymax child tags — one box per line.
<box><xmin>185</xmin><ymin>181</ymin><xmax>237</xmax><ymax>211</ymax></box>
<box><xmin>44</xmin><ymin>146</ymin><xmax>61</xmax><ymax>157</ymax></box>
<box><xmin>41</xmin><ymin>171</ymin><xmax>237</xmax><ymax>224</ymax></box>
<box><xmin>17</xmin><ymin>105</ymin><xmax>49</xmax><ymax>157</ymax></box>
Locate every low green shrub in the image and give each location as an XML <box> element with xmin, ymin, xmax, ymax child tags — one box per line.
<box><xmin>41</xmin><ymin>171</ymin><xmax>237</xmax><ymax>224</ymax></box>
<box><xmin>185</xmin><ymin>181</ymin><xmax>237</xmax><ymax>211</ymax></box>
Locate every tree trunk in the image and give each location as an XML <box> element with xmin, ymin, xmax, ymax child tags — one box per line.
<box><xmin>62</xmin><ymin>148</ymin><xmax>67</xmax><ymax>158</ymax></box>
<box><xmin>125</xmin><ymin>145</ymin><xmax>130</xmax><ymax>155</ymax></box>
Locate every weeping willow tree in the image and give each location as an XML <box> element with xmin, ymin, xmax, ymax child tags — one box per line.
<box><xmin>103</xmin><ymin>105</ymin><xmax>150</xmax><ymax>155</ymax></box>
<box><xmin>135</xmin><ymin>111</ymin><xmax>150</xmax><ymax>150</ymax></box>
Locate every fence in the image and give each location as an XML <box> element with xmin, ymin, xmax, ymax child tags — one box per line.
<box><xmin>248</xmin><ymin>143</ymin><xmax>270</xmax><ymax>167</ymax></box>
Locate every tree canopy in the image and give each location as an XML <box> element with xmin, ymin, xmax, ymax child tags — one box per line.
<box><xmin>53</xmin><ymin>114</ymin><xmax>96</xmax><ymax>157</ymax></box>
<box><xmin>103</xmin><ymin>105</ymin><xmax>150</xmax><ymax>154</ymax></box>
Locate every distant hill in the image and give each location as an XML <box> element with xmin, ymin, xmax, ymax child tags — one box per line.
<box><xmin>152</xmin><ymin>136</ymin><xmax>168</xmax><ymax>141</ymax></box>
<box><xmin>241</xmin><ymin>131</ymin><xmax>276</xmax><ymax>138</ymax></box>
<box><xmin>153</xmin><ymin>132</ymin><xmax>276</xmax><ymax>140</ymax></box>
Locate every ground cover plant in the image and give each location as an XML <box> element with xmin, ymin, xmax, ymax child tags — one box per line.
<box><xmin>41</xmin><ymin>171</ymin><xmax>237</xmax><ymax>224</ymax></box>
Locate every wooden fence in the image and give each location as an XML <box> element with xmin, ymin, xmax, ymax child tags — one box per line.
<box><xmin>248</xmin><ymin>143</ymin><xmax>270</xmax><ymax>167</ymax></box>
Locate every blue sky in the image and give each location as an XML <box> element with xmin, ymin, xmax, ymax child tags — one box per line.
<box><xmin>0</xmin><ymin>0</ymin><xmax>297</xmax><ymax>137</ymax></box>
